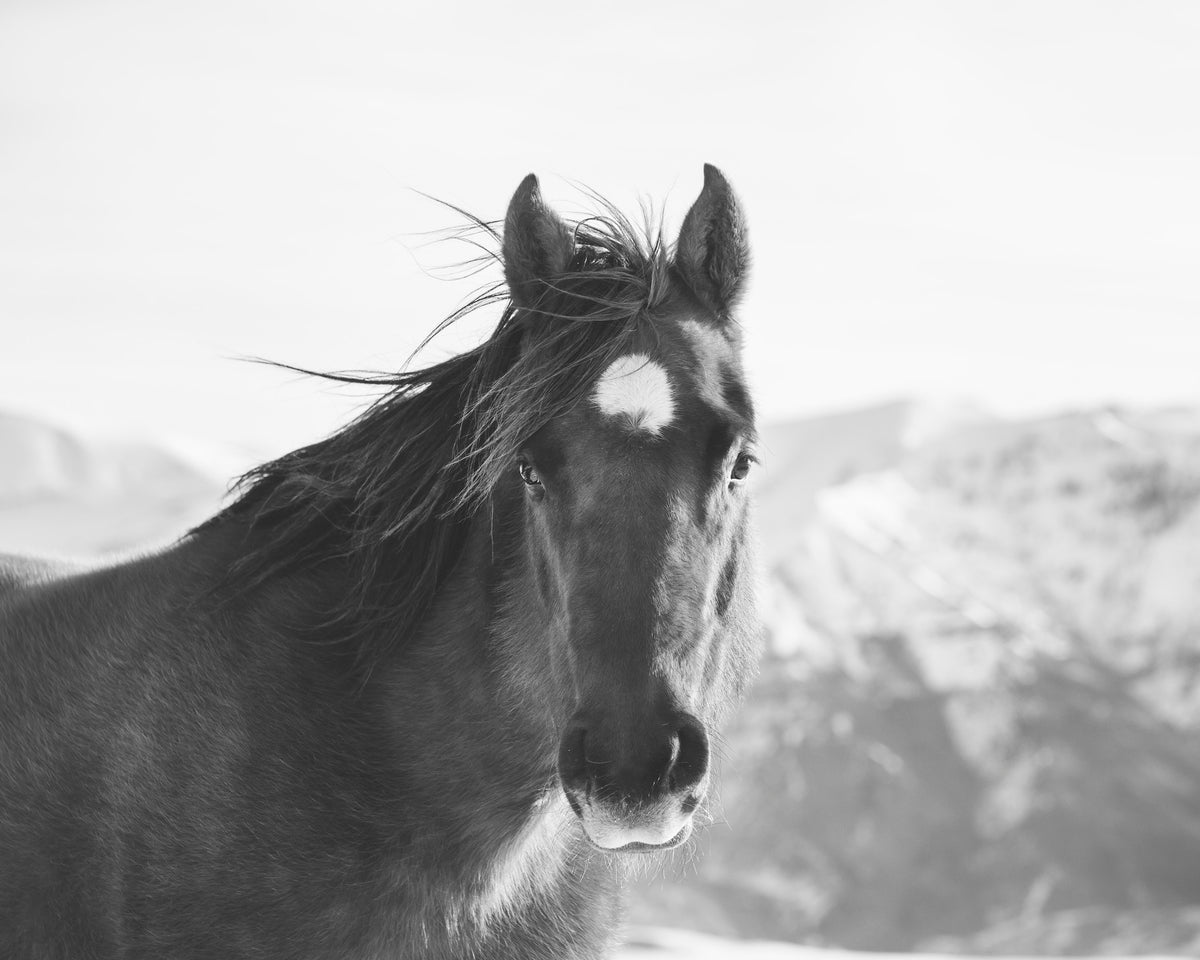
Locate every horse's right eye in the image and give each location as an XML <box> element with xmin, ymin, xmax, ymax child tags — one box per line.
<box><xmin>730</xmin><ymin>452</ymin><xmax>754</xmax><ymax>483</ymax></box>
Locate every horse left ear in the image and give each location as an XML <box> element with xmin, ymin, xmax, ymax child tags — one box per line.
<box><xmin>674</xmin><ymin>164</ymin><xmax>750</xmax><ymax>318</ymax></box>
<box><xmin>503</xmin><ymin>174</ymin><xmax>574</xmax><ymax>309</ymax></box>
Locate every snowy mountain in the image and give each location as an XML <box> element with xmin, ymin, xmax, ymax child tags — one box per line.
<box><xmin>0</xmin><ymin>411</ymin><xmax>232</xmax><ymax>556</ymax></box>
<box><xmin>633</xmin><ymin>402</ymin><xmax>1200</xmax><ymax>952</ymax></box>
<box><xmin>768</xmin><ymin>405</ymin><xmax>1200</xmax><ymax>721</ymax></box>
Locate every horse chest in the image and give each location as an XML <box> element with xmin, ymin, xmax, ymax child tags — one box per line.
<box><xmin>361</xmin><ymin>793</ymin><xmax>620</xmax><ymax>959</ymax></box>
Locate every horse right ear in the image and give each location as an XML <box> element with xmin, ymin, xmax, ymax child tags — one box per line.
<box><xmin>502</xmin><ymin>174</ymin><xmax>574</xmax><ymax>309</ymax></box>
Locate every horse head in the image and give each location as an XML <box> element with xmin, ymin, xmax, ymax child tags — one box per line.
<box><xmin>500</xmin><ymin>167</ymin><xmax>760</xmax><ymax>853</ymax></box>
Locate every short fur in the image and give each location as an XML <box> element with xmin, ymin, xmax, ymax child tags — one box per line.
<box><xmin>591</xmin><ymin>354</ymin><xmax>675</xmax><ymax>435</ymax></box>
<box><xmin>0</xmin><ymin>169</ymin><xmax>760</xmax><ymax>960</ymax></box>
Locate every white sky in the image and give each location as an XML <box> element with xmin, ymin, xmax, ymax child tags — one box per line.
<box><xmin>1</xmin><ymin>0</ymin><xmax>1198</xmax><ymax>458</ymax></box>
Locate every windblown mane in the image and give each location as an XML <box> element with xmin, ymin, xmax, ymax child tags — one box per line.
<box><xmin>204</xmin><ymin>198</ymin><xmax>672</xmax><ymax>655</ymax></box>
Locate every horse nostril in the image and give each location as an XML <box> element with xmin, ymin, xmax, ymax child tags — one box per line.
<box><xmin>668</xmin><ymin>715</ymin><xmax>710</xmax><ymax>795</ymax></box>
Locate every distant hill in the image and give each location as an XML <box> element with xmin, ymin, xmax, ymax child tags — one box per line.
<box><xmin>0</xmin><ymin>411</ymin><xmax>235</xmax><ymax>556</ymax></box>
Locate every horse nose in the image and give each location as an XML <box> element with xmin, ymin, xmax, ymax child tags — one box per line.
<box><xmin>557</xmin><ymin>711</ymin><xmax>710</xmax><ymax>803</ymax></box>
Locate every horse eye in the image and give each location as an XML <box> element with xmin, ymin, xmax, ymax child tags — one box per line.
<box><xmin>518</xmin><ymin>460</ymin><xmax>542</xmax><ymax>487</ymax></box>
<box><xmin>730</xmin><ymin>452</ymin><xmax>754</xmax><ymax>483</ymax></box>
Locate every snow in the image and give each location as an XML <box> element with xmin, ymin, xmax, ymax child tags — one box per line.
<box><xmin>765</xmin><ymin>405</ymin><xmax>1200</xmax><ymax>719</ymax></box>
<box><xmin>617</xmin><ymin>927</ymin><xmax>1190</xmax><ymax>959</ymax></box>
<box><xmin>0</xmin><ymin>411</ymin><xmax>227</xmax><ymax>557</ymax></box>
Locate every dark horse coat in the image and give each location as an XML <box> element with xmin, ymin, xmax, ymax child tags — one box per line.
<box><xmin>0</xmin><ymin>167</ymin><xmax>761</xmax><ymax>959</ymax></box>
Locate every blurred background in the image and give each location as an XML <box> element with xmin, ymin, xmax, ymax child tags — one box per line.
<box><xmin>3</xmin><ymin>1</ymin><xmax>1199</xmax><ymax>956</ymax></box>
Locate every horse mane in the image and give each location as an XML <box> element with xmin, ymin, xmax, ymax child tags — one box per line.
<box><xmin>202</xmin><ymin>196</ymin><xmax>673</xmax><ymax>658</ymax></box>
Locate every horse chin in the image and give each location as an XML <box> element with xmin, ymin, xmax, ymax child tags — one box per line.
<box><xmin>574</xmin><ymin>805</ymin><xmax>695</xmax><ymax>854</ymax></box>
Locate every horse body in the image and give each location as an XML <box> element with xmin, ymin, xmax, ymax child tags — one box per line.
<box><xmin>0</xmin><ymin>167</ymin><xmax>759</xmax><ymax>959</ymax></box>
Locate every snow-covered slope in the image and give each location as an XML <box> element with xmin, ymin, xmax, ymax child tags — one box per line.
<box><xmin>770</xmin><ymin>406</ymin><xmax>1200</xmax><ymax>721</ymax></box>
<box><xmin>644</xmin><ymin>403</ymin><xmax>1200</xmax><ymax>951</ymax></box>
<box><xmin>617</xmin><ymin>926</ymin><xmax>1193</xmax><ymax>959</ymax></box>
<box><xmin>754</xmin><ymin>400</ymin><xmax>993</xmax><ymax>565</ymax></box>
<box><xmin>0</xmin><ymin>411</ymin><xmax>233</xmax><ymax>556</ymax></box>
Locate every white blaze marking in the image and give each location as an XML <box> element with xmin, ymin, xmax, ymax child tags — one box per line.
<box><xmin>592</xmin><ymin>353</ymin><xmax>675</xmax><ymax>434</ymax></box>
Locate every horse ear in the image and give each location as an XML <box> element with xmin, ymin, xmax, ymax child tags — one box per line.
<box><xmin>502</xmin><ymin>174</ymin><xmax>574</xmax><ymax>308</ymax></box>
<box><xmin>674</xmin><ymin>164</ymin><xmax>750</xmax><ymax>318</ymax></box>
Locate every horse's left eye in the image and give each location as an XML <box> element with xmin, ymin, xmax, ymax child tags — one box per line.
<box><xmin>518</xmin><ymin>460</ymin><xmax>542</xmax><ymax>487</ymax></box>
<box><xmin>730</xmin><ymin>453</ymin><xmax>754</xmax><ymax>483</ymax></box>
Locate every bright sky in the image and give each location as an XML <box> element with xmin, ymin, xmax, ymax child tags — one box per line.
<box><xmin>2</xmin><ymin>0</ymin><xmax>1198</xmax><ymax>458</ymax></box>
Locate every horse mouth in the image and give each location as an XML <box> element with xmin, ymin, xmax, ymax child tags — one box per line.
<box><xmin>566</xmin><ymin>794</ymin><xmax>697</xmax><ymax>854</ymax></box>
<box><xmin>581</xmin><ymin>821</ymin><xmax>692</xmax><ymax>854</ymax></box>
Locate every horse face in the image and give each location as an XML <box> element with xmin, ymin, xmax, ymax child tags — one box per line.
<box><xmin>522</xmin><ymin>324</ymin><xmax>758</xmax><ymax>851</ymax></box>
<box><xmin>503</xmin><ymin>167</ymin><xmax>759</xmax><ymax>853</ymax></box>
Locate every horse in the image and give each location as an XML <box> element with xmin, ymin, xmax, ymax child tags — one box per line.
<box><xmin>0</xmin><ymin>165</ymin><xmax>761</xmax><ymax>960</ymax></box>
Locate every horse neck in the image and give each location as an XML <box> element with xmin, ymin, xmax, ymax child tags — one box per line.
<box><xmin>180</xmin><ymin>473</ymin><xmax>574</xmax><ymax>856</ymax></box>
<box><xmin>372</xmin><ymin>483</ymin><xmax>568</xmax><ymax>824</ymax></box>
<box><xmin>184</xmin><ymin>501</ymin><xmax>605</xmax><ymax>937</ymax></box>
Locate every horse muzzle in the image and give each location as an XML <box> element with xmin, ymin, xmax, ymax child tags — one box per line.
<box><xmin>568</xmin><ymin>795</ymin><xmax>697</xmax><ymax>852</ymax></box>
<box><xmin>556</xmin><ymin>710</ymin><xmax>710</xmax><ymax>853</ymax></box>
